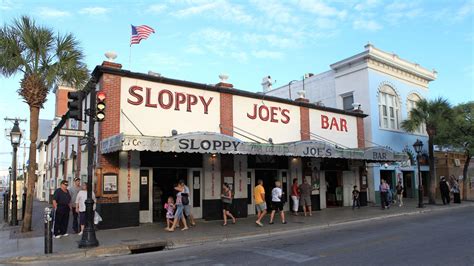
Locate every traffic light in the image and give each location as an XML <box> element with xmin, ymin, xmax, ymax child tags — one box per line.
<box><xmin>96</xmin><ymin>91</ymin><xmax>106</xmax><ymax>122</ymax></box>
<box><xmin>68</xmin><ymin>91</ymin><xmax>83</xmax><ymax>121</ymax></box>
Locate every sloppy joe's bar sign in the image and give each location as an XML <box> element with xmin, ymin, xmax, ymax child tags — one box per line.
<box><xmin>120</xmin><ymin>78</ymin><xmax>221</xmax><ymax>136</ymax></box>
<box><xmin>101</xmin><ymin>133</ymin><xmax>407</xmax><ymax>162</ymax></box>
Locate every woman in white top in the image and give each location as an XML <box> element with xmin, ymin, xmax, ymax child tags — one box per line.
<box><xmin>75</xmin><ymin>182</ymin><xmax>96</xmax><ymax>235</ymax></box>
<box><xmin>269</xmin><ymin>181</ymin><xmax>286</xmax><ymax>224</ymax></box>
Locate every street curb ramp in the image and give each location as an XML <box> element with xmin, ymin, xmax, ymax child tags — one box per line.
<box><xmin>0</xmin><ymin>240</ymin><xmax>168</xmax><ymax>264</ymax></box>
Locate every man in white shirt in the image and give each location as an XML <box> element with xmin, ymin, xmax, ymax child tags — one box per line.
<box><xmin>75</xmin><ymin>182</ymin><xmax>96</xmax><ymax>235</ymax></box>
<box><xmin>269</xmin><ymin>180</ymin><xmax>286</xmax><ymax>224</ymax></box>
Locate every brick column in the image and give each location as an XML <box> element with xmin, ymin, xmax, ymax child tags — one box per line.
<box><xmin>296</xmin><ymin>98</ymin><xmax>310</xmax><ymax>141</ymax></box>
<box><xmin>356</xmin><ymin>117</ymin><xmax>365</xmax><ymax>148</ymax></box>
<box><xmin>220</xmin><ymin>93</ymin><xmax>233</xmax><ymax>136</ymax></box>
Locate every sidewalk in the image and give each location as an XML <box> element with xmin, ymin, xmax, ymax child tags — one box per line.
<box><xmin>1</xmin><ymin>199</ymin><xmax>473</xmax><ymax>263</ymax></box>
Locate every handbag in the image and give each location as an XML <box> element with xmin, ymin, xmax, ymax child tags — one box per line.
<box><xmin>222</xmin><ymin>196</ymin><xmax>232</xmax><ymax>204</ymax></box>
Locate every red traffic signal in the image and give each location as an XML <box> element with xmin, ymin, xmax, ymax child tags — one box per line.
<box><xmin>96</xmin><ymin>91</ymin><xmax>106</xmax><ymax>122</ymax></box>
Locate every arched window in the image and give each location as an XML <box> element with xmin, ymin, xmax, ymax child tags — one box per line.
<box><xmin>406</xmin><ymin>93</ymin><xmax>426</xmax><ymax>134</ymax></box>
<box><xmin>378</xmin><ymin>85</ymin><xmax>400</xmax><ymax>130</ymax></box>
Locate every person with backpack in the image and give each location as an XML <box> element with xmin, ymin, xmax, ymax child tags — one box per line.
<box><xmin>221</xmin><ymin>183</ymin><xmax>236</xmax><ymax>226</ymax></box>
<box><xmin>180</xmin><ymin>180</ymin><xmax>196</xmax><ymax>227</ymax></box>
<box><xmin>166</xmin><ymin>182</ymin><xmax>189</xmax><ymax>232</ymax></box>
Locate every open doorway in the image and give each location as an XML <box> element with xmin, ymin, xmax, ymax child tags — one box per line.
<box><xmin>326</xmin><ymin>171</ymin><xmax>343</xmax><ymax>207</ymax></box>
<box><xmin>152</xmin><ymin>168</ymin><xmax>188</xmax><ymax>222</ymax></box>
<box><xmin>255</xmin><ymin>170</ymin><xmax>278</xmax><ymax>209</ymax></box>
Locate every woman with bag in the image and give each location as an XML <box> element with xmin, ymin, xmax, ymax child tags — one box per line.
<box><xmin>221</xmin><ymin>183</ymin><xmax>236</xmax><ymax>226</ymax></box>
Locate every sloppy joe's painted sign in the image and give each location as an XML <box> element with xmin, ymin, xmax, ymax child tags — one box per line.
<box><xmin>309</xmin><ymin>109</ymin><xmax>358</xmax><ymax>148</ymax></box>
<box><xmin>121</xmin><ymin>78</ymin><xmax>221</xmax><ymax>136</ymax></box>
<box><xmin>100</xmin><ymin>133</ymin><xmax>407</xmax><ymax>162</ymax></box>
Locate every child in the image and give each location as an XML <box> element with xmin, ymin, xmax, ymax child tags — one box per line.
<box><xmin>352</xmin><ymin>185</ymin><xmax>360</xmax><ymax>210</ymax></box>
<box><xmin>164</xmin><ymin>196</ymin><xmax>175</xmax><ymax>230</ymax></box>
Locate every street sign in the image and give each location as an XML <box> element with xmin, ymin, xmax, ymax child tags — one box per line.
<box><xmin>59</xmin><ymin>129</ymin><xmax>86</xmax><ymax>138</ymax></box>
<box><xmin>79</xmin><ymin>137</ymin><xmax>88</xmax><ymax>146</ymax></box>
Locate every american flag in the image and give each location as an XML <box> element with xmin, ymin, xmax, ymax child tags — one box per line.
<box><xmin>130</xmin><ymin>25</ymin><xmax>155</xmax><ymax>46</ymax></box>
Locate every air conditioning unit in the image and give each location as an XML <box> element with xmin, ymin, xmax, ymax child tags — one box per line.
<box><xmin>454</xmin><ymin>159</ymin><xmax>461</xmax><ymax>167</ymax></box>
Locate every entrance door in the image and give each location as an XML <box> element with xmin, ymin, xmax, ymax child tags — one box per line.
<box><xmin>326</xmin><ymin>171</ymin><xmax>342</xmax><ymax>207</ymax></box>
<box><xmin>255</xmin><ymin>170</ymin><xmax>278</xmax><ymax>210</ymax></box>
<box><xmin>247</xmin><ymin>170</ymin><xmax>255</xmax><ymax>215</ymax></box>
<box><xmin>402</xmin><ymin>171</ymin><xmax>414</xmax><ymax>198</ymax></box>
<box><xmin>188</xmin><ymin>169</ymin><xmax>203</xmax><ymax>219</ymax></box>
<box><xmin>153</xmin><ymin>168</ymin><xmax>188</xmax><ymax>222</ymax></box>
<box><xmin>278</xmin><ymin>170</ymin><xmax>289</xmax><ymax>211</ymax></box>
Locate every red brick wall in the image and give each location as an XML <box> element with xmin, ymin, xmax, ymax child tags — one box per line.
<box><xmin>98</xmin><ymin>70</ymin><xmax>122</xmax><ymax>198</ymax></box>
<box><xmin>357</xmin><ymin>117</ymin><xmax>365</xmax><ymax>148</ymax></box>
<box><xmin>220</xmin><ymin>93</ymin><xmax>233</xmax><ymax>136</ymax></box>
<box><xmin>299</xmin><ymin>106</ymin><xmax>310</xmax><ymax>140</ymax></box>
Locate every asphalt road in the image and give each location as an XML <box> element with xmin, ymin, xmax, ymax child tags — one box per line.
<box><xmin>44</xmin><ymin>206</ymin><xmax>474</xmax><ymax>266</ymax></box>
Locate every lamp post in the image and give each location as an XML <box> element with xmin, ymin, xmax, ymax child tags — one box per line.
<box><xmin>10</xmin><ymin>120</ymin><xmax>22</xmax><ymax>225</ymax></box>
<box><xmin>413</xmin><ymin>139</ymin><xmax>424</xmax><ymax>208</ymax></box>
<box><xmin>288</xmin><ymin>80</ymin><xmax>298</xmax><ymax>100</ymax></box>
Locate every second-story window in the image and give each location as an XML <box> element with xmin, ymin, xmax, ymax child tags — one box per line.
<box><xmin>342</xmin><ymin>93</ymin><xmax>354</xmax><ymax>111</ymax></box>
<box><xmin>407</xmin><ymin>93</ymin><xmax>426</xmax><ymax>135</ymax></box>
<box><xmin>378</xmin><ymin>85</ymin><xmax>400</xmax><ymax>130</ymax></box>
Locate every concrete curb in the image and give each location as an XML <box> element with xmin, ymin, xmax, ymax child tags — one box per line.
<box><xmin>1</xmin><ymin>203</ymin><xmax>472</xmax><ymax>263</ymax></box>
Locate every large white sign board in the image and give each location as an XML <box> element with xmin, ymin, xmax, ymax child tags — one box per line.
<box><xmin>309</xmin><ymin>109</ymin><xmax>358</xmax><ymax>148</ymax></box>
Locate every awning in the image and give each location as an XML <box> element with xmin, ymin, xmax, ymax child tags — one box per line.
<box><xmin>100</xmin><ymin>132</ymin><xmax>407</xmax><ymax>162</ymax></box>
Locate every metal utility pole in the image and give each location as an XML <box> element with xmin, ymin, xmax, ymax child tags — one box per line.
<box><xmin>78</xmin><ymin>81</ymin><xmax>99</xmax><ymax>248</ymax></box>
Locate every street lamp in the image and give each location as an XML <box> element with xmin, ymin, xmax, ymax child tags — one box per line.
<box><xmin>10</xmin><ymin>120</ymin><xmax>22</xmax><ymax>225</ymax></box>
<box><xmin>413</xmin><ymin>139</ymin><xmax>424</xmax><ymax>208</ymax></box>
<box><xmin>288</xmin><ymin>80</ymin><xmax>299</xmax><ymax>100</ymax></box>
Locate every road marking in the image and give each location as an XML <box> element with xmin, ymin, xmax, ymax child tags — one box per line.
<box><xmin>248</xmin><ymin>248</ymin><xmax>319</xmax><ymax>263</ymax></box>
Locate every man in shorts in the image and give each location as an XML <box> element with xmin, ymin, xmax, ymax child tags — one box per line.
<box><xmin>299</xmin><ymin>178</ymin><xmax>313</xmax><ymax>216</ymax></box>
<box><xmin>254</xmin><ymin>179</ymin><xmax>267</xmax><ymax>227</ymax></box>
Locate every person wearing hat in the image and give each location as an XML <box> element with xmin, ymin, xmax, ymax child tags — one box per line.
<box><xmin>69</xmin><ymin>177</ymin><xmax>81</xmax><ymax>233</ymax></box>
<box><xmin>439</xmin><ymin>177</ymin><xmax>450</xmax><ymax>205</ymax></box>
<box><xmin>52</xmin><ymin>180</ymin><xmax>72</xmax><ymax>238</ymax></box>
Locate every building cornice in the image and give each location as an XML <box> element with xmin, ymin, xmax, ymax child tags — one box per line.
<box><xmin>330</xmin><ymin>44</ymin><xmax>437</xmax><ymax>85</ymax></box>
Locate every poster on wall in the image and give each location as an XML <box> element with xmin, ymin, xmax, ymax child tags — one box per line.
<box><xmin>103</xmin><ymin>174</ymin><xmax>118</xmax><ymax>194</ymax></box>
<box><xmin>311</xmin><ymin>168</ymin><xmax>321</xmax><ymax>195</ymax></box>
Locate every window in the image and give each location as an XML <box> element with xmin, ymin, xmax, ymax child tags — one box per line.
<box><xmin>378</xmin><ymin>85</ymin><xmax>400</xmax><ymax>130</ymax></box>
<box><xmin>342</xmin><ymin>94</ymin><xmax>354</xmax><ymax>111</ymax></box>
<box><xmin>407</xmin><ymin>93</ymin><xmax>426</xmax><ymax>134</ymax></box>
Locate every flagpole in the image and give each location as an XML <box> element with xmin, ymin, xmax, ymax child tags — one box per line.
<box><xmin>129</xmin><ymin>46</ymin><xmax>131</xmax><ymax>69</ymax></box>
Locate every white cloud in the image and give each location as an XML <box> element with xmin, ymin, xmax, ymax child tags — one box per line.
<box><xmin>230</xmin><ymin>51</ymin><xmax>249</xmax><ymax>63</ymax></box>
<box><xmin>142</xmin><ymin>52</ymin><xmax>192</xmax><ymax>71</ymax></box>
<box><xmin>79</xmin><ymin>7</ymin><xmax>109</xmax><ymax>15</ymax></box>
<box><xmin>185</xmin><ymin>45</ymin><xmax>205</xmax><ymax>55</ymax></box>
<box><xmin>456</xmin><ymin>1</ymin><xmax>473</xmax><ymax>20</ymax></box>
<box><xmin>354</xmin><ymin>0</ymin><xmax>379</xmax><ymax>11</ymax></box>
<box><xmin>174</xmin><ymin>0</ymin><xmax>254</xmax><ymax>25</ymax></box>
<box><xmin>297</xmin><ymin>0</ymin><xmax>347</xmax><ymax>19</ymax></box>
<box><xmin>0</xmin><ymin>0</ymin><xmax>14</xmax><ymax>10</ymax></box>
<box><xmin>315</xmin><ymin>17</ymin><xmax>336</xmax><ymax>29</ymax></box>
<box><xmin>243</xmin><ymin>33</ymin><xmax>295</xmax><ymax>49</ymax></box>
<box><xmin>148</xmin><ymin>4</ymin><xmax>167</xmax><ymax>14</ymax></box>
<box><xmin>38</xmin><ymin>7</ymin><xmax>71</xmax><ymax>18</ymax></box>
<box><xmin>353</xmin><ymin>19</ymin><xmax>382</xmax><ymax>31</ymax></box>
<box><xmin>252</xmin><ymin>50</ymin><xmax>283</xmax><ymax>59</ymax></box>
<box><xmin>250</xmin><ymin>0</ymin><xmax>294</xmax><ymax>24</ymax></box>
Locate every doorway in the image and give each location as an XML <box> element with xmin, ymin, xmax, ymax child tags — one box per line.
<box><xmin>402</xmin><ymin>171</ymin><xmax>414</xmax><ymax>198</ymax></box>
<box><xmin>255</xmin><ymin>170</ymin><xmax>278</xmax><ymax>210</ymax></box>
<box><xmin>325</xmin><ymin>171</ymin><xmax>342</xmax><ymax>207</ymax></box>
<box><xmin>152</xmin><ymin>168</ymin><xmax>188</xmax><ymax>222</ymax></box>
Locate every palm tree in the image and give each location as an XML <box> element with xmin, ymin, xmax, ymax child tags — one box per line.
<box><xmin>0</xmin><ymin>16</ymin><xmax>88</xmax><ymax>232</ymax></box>
<box><xmin>401</xmin><ymin>97</ymin><xmax>452</xmax><ymax>204</ymax></box>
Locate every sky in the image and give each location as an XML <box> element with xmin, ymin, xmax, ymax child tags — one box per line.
<box><xmin>0</xmin><ymin>0</ymin><xmax>473</xmax><ymax>173</ymax></box>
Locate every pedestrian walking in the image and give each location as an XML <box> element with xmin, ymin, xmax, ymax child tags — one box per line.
<box><xmin>269</xmin><ymin>181</ymin><xmax>286</xmax><ymax>224</ymax></box>
<box><xmin>75</xmin><ymin>182</ymin><xmax>96</xmax><ymax>235</ymax></box>
<box><xmin>164</xmin><ymin>196</ymin><xmax>175</xmax><ymax>230</ymax></box>
<box><xmin>299</xmin><ymin>178</ymin><xmax>313</xmax><ymax>216</ymax></box>
<box><xmin>396</xmin><ymin>181</ymin><xmax>404</xmax><ymax>207</ymax></box>
<box><xmin>439</xmin><ymin>177</ymin><xmax>450</xmax><ymax>205</ymax></box>
<box><xmin>254</xmin><ymin>179</ymin><xmax>267</xmax><ymax>227</ymax></box>
<box><xmin>352</xmin><ymin>185</ymin><xmax>360</xmax><ymax>209</ymax></box>
<box><xmin>181</xmin><ymin>180</ymin><xmax>196</xmax><ymax>227</ymax></box>
<box><xmin>166</xmin><ymin>183</ymin><xmax>189</xmax><ymax>232</ymax></box>
<box><xmin>69</xmin><ymin>177</ymin><xmax>81</xmax><ymax>234</ymax></box>
<box><xmin>221</xmin><ymin>183</ymin><xmax>236</xmax><ymax>226</ymax></box>
<box><xmin>379</xmin><ymin>179</ymin><xmax>389</xmax><ymax>209</ymax></box>
<box><xmin>290</xmin><ymin>178</ymin><xmax>300</xmax><ymax>216</ymax></box>
<box><xmin>52</xmin><ymin>180</ymin><xmax>71</xmax><ymax>238</ymax></box>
